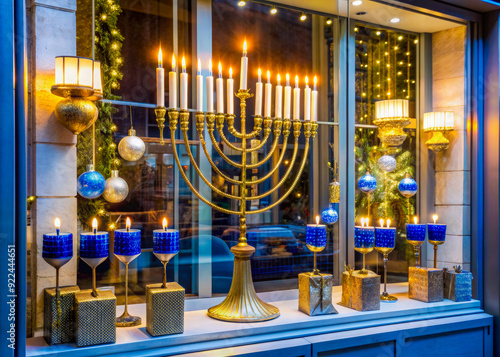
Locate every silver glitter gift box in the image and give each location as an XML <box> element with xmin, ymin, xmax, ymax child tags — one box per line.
<box><xmin>408</xmin><ymin>267</ymin><xmax>444</xmax><ymax>303</ymax></box>
<box><xmin>298</xmin><ymin>272</ymin><xmax>338</xmax><ymax>316</ymax></box>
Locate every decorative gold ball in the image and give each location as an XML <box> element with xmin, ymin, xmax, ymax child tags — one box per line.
<box><xmin>118</xmin><ymin>131</ymin><xmax>145</xmax><ymax>161</ymax></box>
<box><xmin>54</xmin><ymin>98</ymin><xmax>98</xmax><ymax>135</ymax></box>
<box><xmin>103</xmin><ymin>170</ymin><xmax>129</xmax><ymax>203</ymax></box>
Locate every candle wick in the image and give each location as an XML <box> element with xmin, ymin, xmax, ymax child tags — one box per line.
<box><xmin>56</xmin><ymin>228</ymin><xmax>60</xmax><ymax>237</ymax></box>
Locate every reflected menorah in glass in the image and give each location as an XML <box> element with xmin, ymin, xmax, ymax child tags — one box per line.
<box><xmin>159</xmin><ymin>88</ymin><xmax>318</xmax><ymax>322</ymax></box>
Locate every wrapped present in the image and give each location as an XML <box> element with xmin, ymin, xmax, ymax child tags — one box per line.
<box><xmin>444</xmin><ymin>266</ymin><xmax>472</xmax><ymax>302</ymax></box>
<box><xmin>298</xmin><ymin>272</ymin><xmax>338</xmax><ymax>316</ymax></box>
<box><xmin>146</xmin><ymin>282</ymin><xmax>184</xmax><ymax>337</ymax></box>
<box><xmin>408</xmin><ymin>267</ymin><xmax>443</xmax><ymax>303</ymax></box>
<box><xmin>339</xmin><ymin>267</ymin><xmax>380</xmax><ymax>311</ymax></box>
<box><xmin>75</xmin><ymin>289</ymin><xmax>116</xmax><ymax>347</ymax></box>
<box><xmin>43</xmin><ymin>286</ymin><xmax>79</xmax><ymax>345</ymax></box>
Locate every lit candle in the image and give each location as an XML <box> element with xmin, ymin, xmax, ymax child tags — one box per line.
<box><xmin>180</xmin><ymin>57</ymin><xmax>188</xmax><ymax>110</ymax></box>
<box><xmin>227</xmin><ymin>67</ymin><xmax>234</xmax><ymax>115</ymax></box>
<box><xmin>293</xmin><ymin>75</ymin><xmax>300</xmax><ymax>120</ymax></box>
<box><xmin>80</xmin><ymin>218</ymin><xmax>109</xmax><ymax>260</ymax></box>
<box><xmin>428</xmin><ymin>214</ymin><xmax>446</xmax><ymax>244</ymax></box>
<box><xmin>156</xmin><ymin>47</ymin><xmax>165</xmax><ymax>107</ymax></box>
<box><xmin>375</xmin><ymin>219</ymin><xmax>396</xmax><ymax>254</ymax></box>
<box><xmin>169</xmin><ymin>55</ymin><xmax>177</xmax><ymax>109</ymax></box>
<box><xmin>406</xmin><ymin>216</ymin><xmax>426</xmax><ymax>267</ymax></box>
<box><xmin>153</xmin><ymin>218</ymin><xmax>180</xmax><ymax>263</ymax></box>
<box><xmin>55</xmin><ymin>217</ymin><xmax>61</xmax><ymax>236</ymax></box>
<box><xmin>206</xmin><ymin>60</ymin><xmax>214</xmax><ymax>113</ymax></box>
<box><xmin>275</xmin><ymin>74</ymin><xmax>283</xmax><ymax>118</ymax></box>
<box><xmin>240</xmin><ymin>40</ymin><xmax>248</xmax><ymax>90</ymax></box>
<box><xmin>163</xmin><ymin>217</ymin><xmax>168</xmax><ymax>231</ymax></box>
<box><xmin>93</xmin><ymin>217</ymin><xmax>98</xmax><ymax>235</ymax></box>
<box><xmin>264</xmin><ymin>71</ymin><xmax>272</xmax><ymax>118</ymax></box>
<box><xmin>306</xmin><ymin>216</ymin><xmax>327</xmax><ymax>252</ymax></box>
<box><xmin>42</xmin><ymin>218</ymin><xmax>73</xmax><ymax>261</ymax></box>
<box><xmin>304</xmin><ymin>76</ymin><xmax>311</xmax><ymax>120</ymax></box>
<box><xmin>433</xmin><ymin>214</ymin><xmax>438</xmax><ymax>224</ymax></box>
<box><xmin>379</xmin><ymin>218</ymin><xmax>384</xmax><ymax>228</ymax></box>
<box><xmin>114</xmin><ymin>217</ymin><xmax>141</xmax><ymax>258</ymax></box>
<box><xmin>387</xmin><ymin>219</ymin><xmax>391</xmax><ymax>228</ymax></box>
<box><xmin>255</xmin><ymin>68</ymin><xmax>263</xmax><ymax>116</ymax></box>
<box><xmin>216</xmin><ymin>62</ymin><xmax>224</xmax><ymax>113</ymax></box>
<box><xmin>197</xmin><ymin>59</ymin><xmax>203</xmax><ymax>112</ymax></box>
<box><xmin>284</xmin><ymin>74</ymin><xmax>291</xmax><ymax>119</ymax></box>
<box><xmin>311</xmin><ymin>76</ymin><xmax>318</xmax><ymax>122</ymax></box>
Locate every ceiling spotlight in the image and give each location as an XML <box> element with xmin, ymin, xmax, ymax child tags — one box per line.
<box><xmin>270</xmin><ymin>6</ymin><xmax>277</xmax><ymax>14</ymax></box>
<box><xmin>390</xmin><ymin>17</ymin><xmax>400</xmax><ymax>23</ymax></box>
<box><xmin>300</xmin><ymin>12</ymin><xmax>307</xmax><ymax>21</ymax></box>
<box><xmin>352</xmin><ymin>0</ymin><xmax>363</xmax><ymax>5</ymax></box>
<box><xmin>237</xmin><ymin>0</ymin><xmax>246</xmax><ymax>7</ymax></box>
<box><xmin>326</xmin><ymin>18</ymin><xmax>332</xmax><ymax>25</ymax></box>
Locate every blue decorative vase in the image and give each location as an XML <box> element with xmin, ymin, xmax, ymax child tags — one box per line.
<box><xmin>321</xmin><ymin>205</ymin><xmax>339</xmax><ymax>224</ymax></box>
<box><xmin>399</xmin><ymin>173</ymin><xmax>417</xmax><ymax>198</ymax></box>
<box><xmin>77</xmin><ymin>164</ymin><xmax>105</xmax><ymax>199</ymax></box>
<box><xmin>358</xmin><ymin>171</ymin><xmax>377</xmax><ymax>193</ymax></box>
<box><xmin>378</xmin><ymin>155</ymin><xmax>397</xmax><ymax>172</ymax></box>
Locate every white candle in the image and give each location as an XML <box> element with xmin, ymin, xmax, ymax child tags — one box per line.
<box><xmin>197</xmin><ymin>59</ymin><xmax>203</xmax><ymax>112</ymax></box>
<box><xmin>264</xmin><ymin>70</ymin><xmax>272</xmax><ymax>118</ymax></box>
<box><xmin>156</xmin><ymin>47</ymin><xmax>165</xmax><ymax>107</ymax></box>
<box><xmin>169</xmin><ymin>55</ymin><xmax>177</xmax><ymax>109</ymax></box>
<box><xmin>227</xmin><ymin>67</ymin><xmax>234</xmax><ymax>115</ymax></box>
<box><xmin>275</xmin><ymin>74</ymin><xmax>282</xmax><ymax>119</ymax></box>
<box><xmin>206</xmin><ymin>60</ymin><xmax>214</xmax><ymax>113</ymax></box>
<box><xmin>293</xmin><ymin>75</ymin><xmax>300</xmax><ymax>120</ymax></box>
<box><xmin>284</xmin><ymin>73</ymin><xmax>291</xmax><ymax>119</ymax></box>
<box><xmin>240</xmin><ymin>40</ymin><xmax>248</xmax><ymax>90</ymax></box>
<box><xmin>180</xmin><ymin>57</ymin><xmax>188</xmax><ymax>110</ymax></box>
<box><xmin>216</xmin><ymin>62</ymin><xmax>224</xmax><ymax>113</ymax></box>
<box><xmin>255</xmin><ymin>68</ymin><xmax>263</xmax><ymax>116</ymax></box>
<box><xmin>311</xmin><ymin>76</ymin><xmax>318</xmax><ymax>122</ymax></box>
<box><xmin>304</xmin><ymin>76</ymin><xmax>311</xmax><ymax>120</ymax></box>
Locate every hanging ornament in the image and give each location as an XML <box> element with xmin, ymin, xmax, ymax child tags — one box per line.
<box><xmin>398</xmin><ymin>172</ymin><xmax>417</xmax><ymax>198</ymax></box>
<box><xmin>118</xmin><ymin>128</ymin><xmax>146</xmax><ymax>162</ymax></box>
<box><xmin>77</xmin><ymin>164</ymin><xmax>105</xmax><ymax>199</ymax></box>
<box><xmin>358</xmin><ymin>171</ymin><xmax>377</xmax><ymax>193</ymax></box>
<box><xmin>321</xmin><ymin>205</ymin><xmax>339</xmax><ymax>224</ymax></box>
<box><xmin>103</xmin><ymin>170</ymin><xmax>129</xmax><ymax>203</ymax></box>
<box><xmin>378</xmin><ymin>155</ymin><xmax>397</xmax><ymax>172</ymax></box>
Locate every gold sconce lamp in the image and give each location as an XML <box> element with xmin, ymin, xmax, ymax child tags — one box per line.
<box><xmin>423</xmin><ymin>111</ymin><xmax>454</xmax><ymax>153</ymax></box>
<box><xmin>50</xmin><ymin>56</ymin><xmax>102</xmax><ymax>134</ymax></box>
<box><xmin>374</xmin><ymin>99</ymin><xmax>411</xmax><ymax>148</ymax></box>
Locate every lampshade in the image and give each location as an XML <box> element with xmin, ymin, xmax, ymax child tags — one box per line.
<box><xmin>90</xmin><ymin>61</ymin><xmax>103</xmax><ymax>100</ymax></box>
<box><xmin>423</xmin><ymin>111</ymin><xmax>454</xmax><ymax>132</ymax></box>
<box><xmin>52</xmin><ymin>56</ymin><xmax>95</xmax><ymax>98</ymax></box>
<box><xmin>375</xmin><ymin>99</ymin><xmax>409</xmax><ymax>119</ymax></box>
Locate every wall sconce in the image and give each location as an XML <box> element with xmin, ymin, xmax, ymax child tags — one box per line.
<box><xmin>50</xmin><ymin>56</ymin><xmax>102</xmax><ymax>135</ymax></box>
<box><xmin>423</xmin><ymin>111</ymin><xmax>454</xmax><ymax>153</ymax></box>
<box><xmin>374</xmin><ymin>99</ymin><xmax>411</xmax><ymax>148</ymax></box>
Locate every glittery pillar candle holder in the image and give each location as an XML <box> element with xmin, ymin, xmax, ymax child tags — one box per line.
<box><xmin>114</xmin><ymin>228</ymin><xmax>142</xmax><ymax>327</ymax></box>
<box><xmin>375</xmin><ymin>227</ymin><xmax>397</xmax><ymax>302</ymax></box>
<box><xmin>354</xmin><ymin>226</ymin><xmax>375</xmax><ymax>274</ymax></box>
<box><xmin>406</xmin><ymin>224</ymin><xmax>426</xmax><ymax>267</ymax></box>
<box><xmin>427</xmin><ymin>224</ymin><xmax>446</xmax><ymax>269</ymax></box>
<box><xmin>305</xmin><ymin>224</ymin><xmax>327</xmax><ymax>275</ymax></box>
<box><xmin>153</xmin><ymin>228</ymin><xmax>180</xmax><ymax>288</ymax></box>
<box><xmin>80</xmin><ymin>231</ymin><xmax>109</xmax><ymax>297</ymax></box>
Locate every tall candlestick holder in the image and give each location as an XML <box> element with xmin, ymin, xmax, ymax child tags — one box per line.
<box><xmin>155</xmin><ymin>106</ymin><xmax>167</xmax><ymax>144</ymax></box>
<box><xmin>375</xmin><ymin>225</ymin><xmax>397</xmax><ymax>302</ymax></box>
<box><xmin>163</xmin><ymin>88</ymin><xmax>317</xmax><ymax>322</ymax></box>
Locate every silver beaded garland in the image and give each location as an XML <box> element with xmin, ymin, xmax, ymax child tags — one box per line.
<box><xmin>118</xmin><ymin>128</ymin><xmax>145</xmax><ymax>162</ymax></box>
<box><xmin>103</xmin><ymin>170</ymin><xmax>129</xmax><ymax>203</ymax></box>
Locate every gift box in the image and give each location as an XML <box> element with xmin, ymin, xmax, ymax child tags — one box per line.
<box><xmin>339</xmin><ymin>270</ymin><xmax>380</xmax><ymax>311</ymax></box>
<box><xmin>408</xmin><ymin>267</ymin><xmax>443</xmax><ymax>303</ymax></box>
<box><xmin>146</xmin><ymin>282</ymin><xmax>185</xmax><ymax>337</ymax></box>
<box><xmin>74</xmin><ymin>289</ymin><xmax>116</xmax><ymax>347</ymax></box>
<box><xmin>43</xmin><ymin>286</ymin><xmax>80</xmax><ymax>345</ymax></box>
<box><xmin>444</xmin><ymin>268</ymin><xmax>472</xmax><ymax>302</ymax></box>
<box><xmin>298</xmin><ymin>272</ymin><xmax>338</xmax><ymax>316</ymax></box>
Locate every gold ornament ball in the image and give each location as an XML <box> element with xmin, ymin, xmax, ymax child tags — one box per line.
<box><xmin>118</xmin><ymin>129</ymin><xmax>145</xmax><ymax>161</ymax></box>
<box><xmin>54</xmin><ymin>98</ymin><xmax>98</xmax><ymax>135</ymax></box>
<box><xmin>103</xmin><ymin>170</ymin><xmax>129</xmax><ymax>203</ymax></box>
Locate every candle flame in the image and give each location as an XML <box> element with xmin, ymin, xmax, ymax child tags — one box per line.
<box><xmin>387</xmin><ymin>219</ymin><xmax>391</xmax><ymax>228</ymax></box>
<box><xmin>267</xmin><ymin>70</ymin><xmax>270</xmax><ymax>80</ymax></box>
<box><xmin>316</xmin><ymin>215</ymin><xmax>320</xmax><ymax>225</ymax></box>
<box><xmin>198</xmin><ymin>58</ymin><xmax>201</xmax><ymax>73</ymax></box>
<box><xmin>172</xmin><ymin>55</ymin><xmax>176</xmax><ymax>70</ymax></box>
<box><xmin>258</xmin><ymin>68</ymin><xmax>261</xmax><ymax>77</ymax></box>
<box><xmin>277</xmin><ymin>73</ymin><xmax>281</xmax><ymax>84</ymax></box>
<box><xmin>314</xmin><ymin>76</ymin><xmax>317</xmax><ymax>84</ymax></box>
<box><xmin>218</xmin><ymin>62</ymin><xmax>222</xmax><ymax>75</ymax></box>
<box><xmin>243</xmin><ymin>40</ymin><xmax>247</xmax><ymax>53</ymax></box>
<box><xmin>305</xmin><ymin>76</ymin><xmax>309</xmax><ymax>85</ymax></box>
<box><xmin>433</xmin><ymin>214</ymin><xmax>438</xmax><ymax>224</ymax></box>
<box><xmin>361</xmin><ymin>218</ymin><xmax>366</xmax><ymax>228</ymax></box>
<box><xmin>286</xmin><ymin>73</ymin><xmax>290</xmax><ymax>81</ymax></box>
<box><xmin>295</xmin><ymin>75</ymin><xmax>299</xmax><ymax>85</ymax></box>
<box><xmin>366</xmin><ymin>217</ymin><xmax>370</xmax><ymax>226</ymax></box>
<box><xmin>158</xmin><ymin>47</ymin><xmax>163</xmax><ymax>67</ymax></box>
<box><xmin>379</xmin><ymin>218</ymin><xmax>384</xmax><ymax>228</ymax></box>
<box><xmin>54</xmin><ymin>218</ymin><xmax>61</xmax><ymax>230</ymax></box>
<box><xmin>92</xmin><ymin>218</ymin><xmax>98</xmax><ymax>232</ymax></box>
<box><xmin>126</xmin><ymin>217</ymin><xmax>131</xmax><ymax>230</ymax></box>
<box><xmin>163</xmin><ymin>218</ymin><xmax>168</xmax><ymax>230</ymax></box>
<box><xmin>229</xmin><ymin>67</ymin><xmax>233</xmax><ymax>78</ymax></box>
<box><xmin>414</xmin><ymin>216</ymin><xmax>418</xmax><ymax>224</ymax></box>
<box><xmin>181</xmin><ymin>56</ymin><xmax>186</xmax><ymax>70</ymax></box>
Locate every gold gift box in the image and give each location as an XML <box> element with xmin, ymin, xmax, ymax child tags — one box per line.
<box><xmin>75</xmin><ymin>289</ymin><xmax>116</xmax><ymax>347</ymax></box>
<box><xmin>43</xmin><ymin>286</ymin><xmax>80</xmax><ymax>345</ymax></box>
<box><xmin>408</xmin><ymin>267</ymin><xmax>444</xmax><ymax>303</ymax></box>
<box><xmin>146</xmin><ymin>282</ymin><xmax>185</xmax><ymax>337</ymax></box>
<box><xmin>339</xmin><ymin>270</ymin><xmax>380</xmax><ymax>311</ymax></box>
<box><xmin>298</xmin><ymin>272</ymin><xmax>338</xmax><ymax>316</ymax></box>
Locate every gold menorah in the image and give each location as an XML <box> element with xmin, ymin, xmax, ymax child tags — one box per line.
<box><xmin>162</xmin><ymin>88</ymin><xmax>317</xmax><ymax>322</ymax></box>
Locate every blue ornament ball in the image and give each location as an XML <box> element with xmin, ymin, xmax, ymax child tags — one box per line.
<box><xmin>399</xmin><ymin>173</ymin><xmax>418</xmax><ymax>198</ymax></box>
<box><xmin>321</xmin><ymin>206</ymin><xmax>339</xmax><ymax>224</ymax></box>
<box><xmin>77</xmin><ymin>165</ymin><xmax>105</xmax><ymax>199</ymax></box>
<box><xmin>358</xmin><ymin>172</ymin><xmax>377</xmax><ymax>193</ymax></box>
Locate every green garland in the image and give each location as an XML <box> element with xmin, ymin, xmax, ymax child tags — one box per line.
<box><xmin>77</xmin><ymin>0</ymin><xmax>123</xmax><ymax>230</ymax></box>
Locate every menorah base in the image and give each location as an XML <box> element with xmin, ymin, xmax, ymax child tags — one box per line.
<box><xmin>207</xmin><ymin>244</ymin><xmax>280</xmax><ymax>322</ymax></box>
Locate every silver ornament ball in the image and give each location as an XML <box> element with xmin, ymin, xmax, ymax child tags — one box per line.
<box><xmin>103</xmin><ymin>170</ymin><xmax>129</xmax><ymax>203</ymax></box>
<box><xmin>118</xmin><ymin>128</ymin><xmax>145</xmax><ymax>161</ymax></box>
<box><xmin>378</xmin><ymin>155</ymin><xmax>397</xmax><ymax>172</ymax></box>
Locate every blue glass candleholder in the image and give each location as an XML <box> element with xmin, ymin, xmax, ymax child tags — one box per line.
<box><xmin>354</xmin><ymin>226</ymin><xmax>375</xmax><ymax>274</ymax></box>
<box><xmin>114</xmin><ymin>228</ymin><xmax>142</xmax><ymax>327</ymax></box>
<box><xmin>306</xmin><ymin>224</ymin><xmax>327</xmax><ymax>274</ymax></box>
<box><xmin>80</xmin><ymin>231</ymin><xmax>109</xmax><ymax>297</ymax></box>
<box><xmin>153</xmin><ymin>228</ymin><xmax>180</xmax><ymax>288</ymax></box>
<box><xmin>406</xmin><ymin>224</ymin><xmax>426</xmax><ymax>267</ymax></box>
<box><xmin>428</xmin><ymin>223</ymin><xmax>447</xmax><ymax>268</ymax></box>
<box><xmin>375</xmin><ymin>227</ymin><xmax>397</xmax><ymax>302</ymax></box>
<box><xmin>43</xmin><ymin>231</ymin><xmax>73</xmax><ymax>300</ymax></box>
